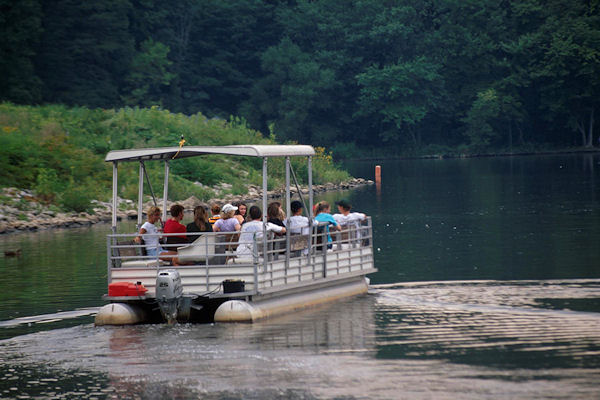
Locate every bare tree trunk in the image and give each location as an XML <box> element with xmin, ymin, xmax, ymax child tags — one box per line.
<box><xmin>587</xmin><ymin>107</ymin><xmax>595</xmax><ymax>148</ymax></box>
<box><xmin>577</xmin><ymin>120</ymin><xmax>586</xmax><ymax>147</ymax></box>
<box><xmin>517</xmin><ymin>125</ymin><xmax>524</xmax><ymax>145</ymax></box>
<box><xmin>508</xmin><ymin>121</ymin><xmax>513</xmax><ymax>151</ymax></box>
<box><xmin>407</xmin><ymin>127</ymin><xmax>418</xmax><ymax>147</ymax></box>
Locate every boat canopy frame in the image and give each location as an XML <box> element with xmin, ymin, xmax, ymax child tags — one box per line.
<box><xmin>106</xmin><ymin>144</ymin><xmax>317</xmax><ymax>273</ymax></box>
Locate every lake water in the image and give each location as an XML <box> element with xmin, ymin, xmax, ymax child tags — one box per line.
<box><xmin>1</xmin><ymin>153</ymin><xmax>600</xmax><ymax>399</ymax></box>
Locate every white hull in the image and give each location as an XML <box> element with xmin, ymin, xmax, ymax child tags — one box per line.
<box><xmin>214</xmin><ymin>276</ymin><xmax>369</xmax><ymax>322</ymax></box>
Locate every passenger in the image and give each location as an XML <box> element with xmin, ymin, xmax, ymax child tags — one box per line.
<box><xmin>213</xmin><ymin>203</ymin><xmax>241</xmax><ymax>233</ymax></box>
<box><xmin>186</xmin><ymin>206</ymin><xmax>213</xmax><ymax>237</ymax></box>
<box><xmin>163</xmin><ymin>204</ymin><xmax>187</xmax><ymax>246</ymax></box>
<box><xmin>208</xmin><ymin>203</ymin><xmax>221</xmax><ymax>226</ymax></box>
<box><xmin>333</xmin><ymin>199</ymin><xmax>367</xmax><ymax>243</ymax></box>
<box><xmin>267</xmin><ymin>202</ymin><xmax>285</xmax><ymax>234</ymax></box>
<box><xmin>287</xmin><ymin>200</ymin><xmax>309</xmax><ymax>235</ymax></box>
<box><xmin>236</xmin><ymin>205</ymin><xmax>286</xmax><ymax>257</ymax></box>
<box><xmin>135</xmin><ymin>206</ymin><xmax>180</xmax><ymax>265</ymax></box>
<box><xmin>314</xmin><ymin>201</ymin><xmax>341</xmax><ymax>247</ymax></box>
<box><xmin>234</xmin><ymin>202</ymin><xmax>248</xmax><ymax>225</ymax></box>
<box><xmin>333</xmin><ymin>199</ymin><xmax>366</xmax><ymax>228</ymax></box>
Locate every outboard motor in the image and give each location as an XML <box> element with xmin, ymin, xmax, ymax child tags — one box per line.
<box><xmin>156</xmin><ymin>269</ymin><xmax>183</xmax><ymax>324</ymax></box>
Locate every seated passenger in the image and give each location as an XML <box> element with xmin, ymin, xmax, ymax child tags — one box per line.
<box><xmin>163</xmin><ymin>204</ymin><xmax>187</xmax><ymax>246</ymax></box>
<box><xmin>135</xmin><ymin>206</ymin><xmax>180</xmax><ymax>265</ymax></box>
<box><xmin>287</xmin><ymin>200</ymin><xmax>309</xmax><ymax>235</ymax></box>
<box><xmin>186</xmin><ymin>205</ymin><xmax>213</xmax><ymax>238</ymax></box>
<box><xmin>208</xmin><ymin>203</ymin><xmax>221</xmax><ymax>226</ymax></box>
<box><xmin>314</xmin><ymin>201</ymin><xmax>341</xmax><ymax>247</ymax></box>
<box><xmin>333</xmin><ymin>199</ymin><xmax>366</xmax><ymax>229</ymax></box>
<box><xmin>234</xmin><ymin>202</ymin><xmax>247</xmax><ymax>225</ymax></box>
<box><xmin>236</xmin><ymin>205</ymin><xmax>286</xmax><ymax>258</ymax></box>
<box><xmin>213</xmin><ymin>203</ymin><xmax>241</xmax><ymax>233</ymax></box>
<box><xmin>267</xmin><ymin>202</ymin><xmax>285</xmax><ymax>235</ymax></box>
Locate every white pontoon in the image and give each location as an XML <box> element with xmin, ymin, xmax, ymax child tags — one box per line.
<box><xmin>95</xmin><ymin>145</ymin><xmax>376</xmax><ymax>325</ymax></box>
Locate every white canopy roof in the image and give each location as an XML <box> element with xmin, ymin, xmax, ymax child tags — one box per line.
<box><xmin>105</xmin><ymin>145</ymin><xmax>315</xmax><ymax>162</ymax></box>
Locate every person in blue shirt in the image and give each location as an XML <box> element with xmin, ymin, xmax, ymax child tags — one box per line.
<box><xmin>314</xmin><ymin>201</ymin><xmax>341</xmax><ymax>248</ymax></box>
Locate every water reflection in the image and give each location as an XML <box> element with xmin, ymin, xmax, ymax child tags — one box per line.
<box><xmin>2</xmin><ymin>283</ymin><xmax>600</xmax><ymax>399</ymax></box>
<box><xmin>373</xmin><ymin>280</ymin><xmax>600</xmax><ymax>369</ymax></box>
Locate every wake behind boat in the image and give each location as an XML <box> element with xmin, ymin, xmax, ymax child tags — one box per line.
<box><xmin>95</xmin><ymin>145</ymin><xmax>376</xmax><ymax>325</ymax></box>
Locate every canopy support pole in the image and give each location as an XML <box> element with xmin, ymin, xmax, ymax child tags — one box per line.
<box><xmin>307</xmin><ymin>156</ymin><xmax>313</xmax><ymax>269</ymax></box>
<box><xmin>308</xmin><ymin>156</ymin><xmax>313</xmax><ymax>218</ymax></box>
<box><xmin>112</xmin><ymin>162</ymin><xmax>118</xmax><ymax>234</ymax></box>
<box><xmin>262</xmin><ymin>157</ymin><xmax>268</xmax><ymax>282</ymax></box>
<box><xmin>162</xmin><ymin>160</ymin><xmax>169</xmax><ymax>222</ymax></box>
<box><xmin>285</xmin><ymin>157</ymin><xmax>291</xmax><ymax>278</ymax></box>
<box><xmin>137</xmin><ymin>162</ymin><xmax>144</xmax><ymax>230</ymax></box>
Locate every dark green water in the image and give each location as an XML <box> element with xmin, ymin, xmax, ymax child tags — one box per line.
<box><xmin>1</xmin><ymin>154</ymin><xmax>600</xmax><ymax>399</ymax></box>
<box><xmin>344</xmin><ymin>153</ymin><xmax>600</xmax><ymax>283</ymax></box>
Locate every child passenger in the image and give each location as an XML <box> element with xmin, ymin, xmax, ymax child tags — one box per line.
<box><xmin>314</xmin><ymin>201</ymin><xmax>340</xmax><ymax>246</ymax></box>
<box><xmin>208</xmin><ymin>203</ymin><xmax>221</xmax><ymax>226</ymax></box>
<box><xmin>135</xmin><ymin>206</ymin><xmax>180</xmax><ymax>265</ymax></box>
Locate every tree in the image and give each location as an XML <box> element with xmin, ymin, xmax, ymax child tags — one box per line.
<box><xmin>243</xmin><ymin>37</ymin><xmax>338</xmax><ymax>144</ymax></box>
<box><xmin>511</xmin><ymin>0</ymin><xmax>600</xmax><ymax>147</ymax></box>
<box><xmin>0</xmin><ymin>0</ymin><xmax>42</xmax><ymax>103</ymax></box>
<box><xmin>36</xmin><ymin>0</ymin><xmax>134</xmax><ymax>108</ymax></box>
<box><xmin>122</xmin><ymin>39</ymin><xmax>174</xmax><ymax>107</ymax></box>
<box><xmin>356</xmin><ymin>56</ymin><xmax>443</xmax><ymax>147</ymax></box>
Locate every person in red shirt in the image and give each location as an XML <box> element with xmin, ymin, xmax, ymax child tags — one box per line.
<box><xmin>163</xmin><ymin>204</ymin><xmax>187</xmax><ymax>246</ymax></box>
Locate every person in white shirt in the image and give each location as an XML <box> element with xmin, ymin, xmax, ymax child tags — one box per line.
<box><xmin>236</xmin><ymin>206</ymin><xmax>286</xmax><ymax>258</ymax></box>
<box><xmin>286</xmin><ymin>200</ymin><xmax>309</xmax><ymax>235</ymax></box>
<box><xmin>135</xmin><ymin>206</ymin><xmax>180</xmax><ymax>265</ymax></box>
<box><xmin>333</xmin><ymin>199</ymin><xmax>367</xmax><ymax>241</ymax></box>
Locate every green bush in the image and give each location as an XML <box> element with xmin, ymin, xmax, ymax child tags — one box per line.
<box><xmin>59</xmin><ymin>185</ymin><xmax>94</xmax><ymax>213</ymax></box>
<box><xmin>0</xmin><ymin>102</ymin><xmax>352</xmax><ymax>211</ymax></box>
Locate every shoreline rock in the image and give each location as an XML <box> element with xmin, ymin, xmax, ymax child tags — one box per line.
<box><xmin>0</xmin><ymin>178</ymin><xmax>372</xmax><ymax>234</ymax></box>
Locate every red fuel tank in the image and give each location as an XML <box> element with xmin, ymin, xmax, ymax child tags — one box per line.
<box><xmin>108</xmin><ymin>282</ymin><xmax>148</xmax><ymax>297</ymax></box>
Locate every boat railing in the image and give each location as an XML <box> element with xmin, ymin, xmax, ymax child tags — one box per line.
<box><xmin>106</xmin><ymin>216</ymin><xmax>374</xmax><ymax>297</ymax></box>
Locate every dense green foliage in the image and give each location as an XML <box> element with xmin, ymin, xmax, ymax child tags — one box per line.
<box><xmin>1</xmin><ymin>0</ymin><xmax>599</xmax><ymax>155</ymax></box>
<box><xmin>0</xmin><ymin>103</ymin><xmax>348</xmax><ymax>211</ymax></box>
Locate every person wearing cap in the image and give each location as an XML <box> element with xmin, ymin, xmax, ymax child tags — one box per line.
<box><xmin>213</xmin><ymin>203</ymin><xmax>241</xmax><ymax>233</ymax></box>
<box><xmin>333</xmin><ymin>199</ymin><xmax>367</xmax><ymax>240</ymax></box>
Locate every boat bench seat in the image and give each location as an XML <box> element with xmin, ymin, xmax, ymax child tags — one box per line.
<box><xmin>121</xmin><ymin>259</ymin><xmax>166</xmax><ymax>268</ymax></box>
<box><xmin>177</xmin><ymin>234</ymin><xmax>217</xmax><ymax>263</ymax></box>
<box><xmin>116</xmin><ymin>240</ymin><xmax>168</xmax><ymax>268</ymax></box>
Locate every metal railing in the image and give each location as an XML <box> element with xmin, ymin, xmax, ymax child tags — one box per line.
<box><xmin>106</xmin><ymin>217</ymin><xmax>374</xmax><ymax>297</ymax></box>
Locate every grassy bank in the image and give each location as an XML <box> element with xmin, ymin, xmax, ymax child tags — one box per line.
<box><xmin>0</xmin><ymin>103</ymin><xmax>349</xmax><ymax>212</ymax></box>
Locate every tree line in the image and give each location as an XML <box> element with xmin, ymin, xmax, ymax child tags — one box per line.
<box><xmin>1</xmin><ymin>0</ymin><xmax>599</xmax><ymax>156</ymax></box>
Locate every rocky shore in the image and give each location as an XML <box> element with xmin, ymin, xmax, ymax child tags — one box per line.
<box><xmin>0</xmin><ymin>178</ymin><xmax>372</xmax><ymax>234</ymax></box>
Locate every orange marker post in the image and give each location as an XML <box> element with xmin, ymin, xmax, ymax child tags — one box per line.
<box><xmin>375</xmin><ymin>165</ymin><xmax>381</xmax><ymax>183</ymax></box>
